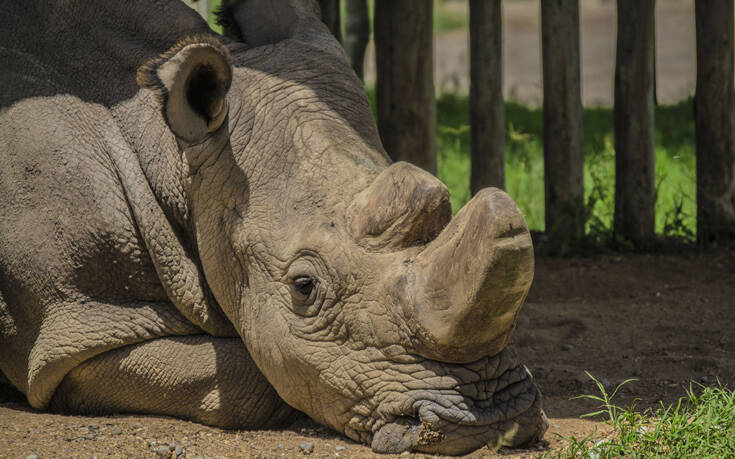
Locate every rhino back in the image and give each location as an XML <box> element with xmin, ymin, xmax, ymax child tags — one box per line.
<box><xmin>0</xmin><ymin>0</ymin><xmax>211</xmax><ymax>109</ymax></box>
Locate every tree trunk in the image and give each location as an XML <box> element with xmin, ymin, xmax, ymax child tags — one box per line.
<box><xmin>614</xmin><ymin>0</ymin><xmax>656</xmax><ymax>248</ymax></box>
<box><xmin>374</xmin><ymin>1</ymin><xmax>436</xmax><ymax>174</ymax></box>
<box><xmin>318</xmin><ymin>0</ymin><xmax>342</xmax><ymax>43</ymax></box>
<box><xmin>541</xmin><ymin>0</ymin><xmax>584</xmax><ymax>247</ymax></box>
<box><xmin>469</xmin><ymin>0</ymin><xmax>504</xmax><ymax>193</ymax></box>
<box><xmin>344</xmin><ymin>0</ymin><xmax>370</xmax><ymax>81</ymax></box>
<box><xmin>694</xmin><ymin>0</ymin><xmax>735</xmax><ymax>245</ymax></box>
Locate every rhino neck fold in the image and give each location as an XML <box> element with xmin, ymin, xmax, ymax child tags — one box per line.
<box><xmin>106</xmin><ymin>105</ymin><xmax>237</xmax><ymax>337</ymax></box>
<box><xmin>181</xmin><ymin>129</ymin><xmax>251</xmax><ymax>325</ymax></box>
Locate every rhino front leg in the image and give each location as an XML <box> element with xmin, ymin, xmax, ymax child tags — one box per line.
<box><xmin>49</xmin><ymin>336</ymin><xmax>295</xmax><ymax>429</ymax></box>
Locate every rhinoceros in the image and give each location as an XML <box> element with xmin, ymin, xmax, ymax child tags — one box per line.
<box><xmin>0</xmin><ymin>0</ymin><xmax>547</xmax><ymax>454</ymax></box>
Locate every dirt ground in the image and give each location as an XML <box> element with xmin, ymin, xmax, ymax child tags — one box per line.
<box><xmin>2</xmin><ymin>247</ymin><xmax>733</xmax><ymax>458</ymax></box>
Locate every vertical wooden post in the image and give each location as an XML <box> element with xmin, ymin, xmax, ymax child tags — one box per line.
<box><xmin>318</xmin><ymin>0</ymin><xmax>342</xmax><ymax>43</ymax></box>
<box><xmin>694</xmin><ymin>0</ymin><xmax>735</xmax><ymax>245</ymax></box>
<box><xmin>652</xmin><ymin>9</ymin><xmax>658</xmax><ymax>107</ymax></box>
<box><xmin>614</xmin><ymin>0</ymin><xmax>656</xmax><ymax>248</ymax></box>
<box><xmin>541</xmin><ymin>0</ymin><xmax>584</xmax><ymax>247</ymax></box>
<box><xmin>344</xmin><ymin>0</ymin><xmax>370</xmax><ymax>81</ymax></box>
<box><xmin>470</xmin><ymin>0</ymin><xmax>505</xmax><ymax>193</ymax></box>
<box><xmin>374</xmin><ymin>1</ymin><xmax>436</xmax><ymax>174</ymax></box>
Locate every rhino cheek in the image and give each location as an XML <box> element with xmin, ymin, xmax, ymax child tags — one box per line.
<box><xmin>233</xmin><ymin>290</ymin><xmax>344</xmax><ymax>429</ymax></box>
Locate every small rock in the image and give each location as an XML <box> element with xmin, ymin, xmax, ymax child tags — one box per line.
<box><xmin>133</xmin><ymin>422</ymin><xmax>143</xmax><ymax>429</ymax></box>
<box><xmin>701</xmin><ymin>376</ymin><xmax>710</xmax><ymax>383</ymax></box>
<box><xmin>335</xmin><ymin>445</ymin><xmax>347</xmax><ymax>451</ymax></box>
<box><xmin>277</xmin><ymin>444</ymin><xmax>284</xmax><ymax>449</ymax></box>
<box><xmin>25</xmin><ymin>455</ymin><xmax>39</xmax><ymax>459</ymax></box>
<box><xmin>88</xmin><ymin>424</ymin><xmax>99</xmax><ymax>430</ymax></box>
<box><xmin>174</xmin><ymin>445</ymin><xmax>184</xmax><ymax>456</ymax></box>
<box><xmin>561</xmin><ymin>343</ymin><xmax>573</xmax><ymax>352</ymax></box>
<box><xmin>299</xmin><ymin>442</ymin><xmax>315</xmax><ymax>454</ymax></box>
<box><xmin>156</xmin><ymin>445</ymin><xmax>172</xmax><ymax>458</ymax></box>
<box><xmin>109</xmin><ymin>426</ymin><xmax>122</xmax><ymax>436</ymax></box>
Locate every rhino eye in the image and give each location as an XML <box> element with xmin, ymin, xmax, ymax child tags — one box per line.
<box><xmin>283</xmin><ymin>256</ymin><xmax>326</xmax><ymax>316</ymax></box>
<box><xmin>293</xmin><ymin>276</ymin><xmax>316</xmax><ymax>299</ymax></box>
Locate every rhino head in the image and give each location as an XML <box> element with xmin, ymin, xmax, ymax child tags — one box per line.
<box><xmin>134</xmin><ymin>1</ymin><xmax>547</xmax><ymax>454</ymax></box>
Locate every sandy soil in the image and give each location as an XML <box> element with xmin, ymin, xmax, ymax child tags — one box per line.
<box><xmin>2</xmin><ymin>247</ymin><xmax>733</xmax><ymax>458</ymax></box>
<box><xmin>365</xmin><ymin>0</ymin><xmax>697</xmax><ymax>106</ymax></box>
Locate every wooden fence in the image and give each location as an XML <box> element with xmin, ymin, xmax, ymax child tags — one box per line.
<box><xmin>190</xmin><ymin>0</ymin><xmax>735</xmax><ymax>249</ymax></box>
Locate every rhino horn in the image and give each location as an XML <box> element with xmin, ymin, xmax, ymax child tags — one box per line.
<box><xmin>402</xmin><ymin>188</ymin><xmax>534</xmax><ymax>363</ymax></box>
<box><xmin>346</xmin><ymin>162</ymin><xmax>452</xmax><ymax>251</ymax></box>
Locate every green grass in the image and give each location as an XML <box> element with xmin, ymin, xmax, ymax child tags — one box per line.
<box><xmin>207</xmin><ymin>0</ymin><xmax>223</xmax><ymax>33</ymax></box>
<box><xmin>546</xmin><ymin>374</ymin><xmax>735</xmax><ymax>458</ymax></box>
<box><xmin>435</xmin><ymin>93</ymin><xmax>697</xmax><ymax>241</ymax></box>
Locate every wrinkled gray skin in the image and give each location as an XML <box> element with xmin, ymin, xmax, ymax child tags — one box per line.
<box><xmin>0</xmin><ymin>0</ymin><xmax>547</xmax><ymax>454</ymax></box>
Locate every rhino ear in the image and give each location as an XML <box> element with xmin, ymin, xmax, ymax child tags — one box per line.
<box><xmin>137</xmin><ymin>35</ymin><xmax>232</xmax><ymax>143</ymax></box>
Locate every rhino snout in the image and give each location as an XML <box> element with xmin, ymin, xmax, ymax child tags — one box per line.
<box><xmin>368</xmin><ymin>350</ymin><xmax>547</xmax><ymax>455</ymax></box>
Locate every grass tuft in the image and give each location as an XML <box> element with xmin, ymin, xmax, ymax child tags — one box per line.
<box><xmin>546</xmin><ymin>374</ymin><xmax>735</xmax><ymax>458</ymax></box>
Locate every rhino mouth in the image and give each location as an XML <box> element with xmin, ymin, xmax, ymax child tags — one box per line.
<box><xmin>367</xmin><ymin>350</ymin><xmax>547</xmax><ymax>455</ymax></box>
